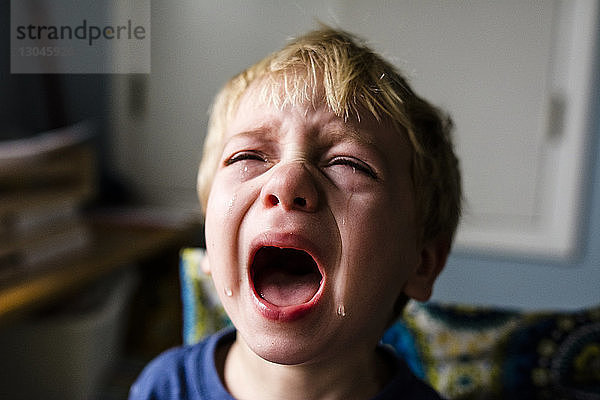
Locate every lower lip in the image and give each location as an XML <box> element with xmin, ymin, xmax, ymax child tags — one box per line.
<box><xmin>250</xmin><ymin>279</ymin><xmax>325</xmax><ymax>322</ymax></box>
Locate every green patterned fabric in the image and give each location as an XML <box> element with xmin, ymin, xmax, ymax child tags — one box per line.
<box><xmin>390</xmin><ymin>302</ymin><xmax>519</xmax><ymax>398</ymax></box>
<box><xmin>179</xmin><ymin>248</ymin><xmax>230</xmax><ymax>345</ymax></box>
<box><xmin>387</xmin><ymin>302</ymin><xmax>600</xmax><ymax>399</ymax></box>
<box><xmin>180</xmin><ymin>248</ymin><xmax>600</xmax><ymax>399</ymax></box>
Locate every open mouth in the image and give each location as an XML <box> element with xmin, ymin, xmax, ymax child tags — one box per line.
<box><xmin>251</xmin><ymin>246</ymin><xmax>323</xmax><ymax>308</ymax></box>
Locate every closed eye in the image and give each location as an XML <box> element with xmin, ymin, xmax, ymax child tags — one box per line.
<box><xmin>329</xmin><ymin>157</ymin><xmax>378</xmax><ymax>179</ymax></box>
<box><xmin>225</xmin><ymin>151</ymin><xmax>268</xmax><ymax>166</ymax></box>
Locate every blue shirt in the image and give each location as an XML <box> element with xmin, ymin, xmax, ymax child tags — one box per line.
<box><xmin>129</xmin><ymin>328</ymin><xmax>442</xmax><ymax>400</ymax></box>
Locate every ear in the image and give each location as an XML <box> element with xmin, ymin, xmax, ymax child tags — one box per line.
<box><xmin>403</xmin><ymin>238</ymin><xmax>450</xmax><ymax>302</ymax></box>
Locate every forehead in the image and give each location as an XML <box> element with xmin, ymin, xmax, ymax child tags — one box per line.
<box><xmin>225</xmin><ymin>80</ymin><xmax>412</xmax><ymax>160</ymax></box>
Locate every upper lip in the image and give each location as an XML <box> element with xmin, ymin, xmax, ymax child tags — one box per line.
<box><xmin>247</xmin><ymin>231</ymin><xmax>326</xmax><ymax>285</ymax></box>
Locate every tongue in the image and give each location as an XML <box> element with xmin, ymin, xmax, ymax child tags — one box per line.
<box><xmin>255</xmin><ymin>266</ymin><xmax>321</xmax><ymax>307</ymax></box>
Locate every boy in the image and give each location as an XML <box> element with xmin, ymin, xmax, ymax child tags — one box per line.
<box><xmin>130</xmin><ymin>27</ymin><xmax>461</xmax><ymax>399</ymax></box>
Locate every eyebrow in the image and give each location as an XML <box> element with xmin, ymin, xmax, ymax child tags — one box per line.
<box><xmin>224</xmin><ymin>121</ymin><xmax>380</xmax><ymax>156</ymax></box>
<box><xmin>323</xmin><ymin>125</ymin><xmax>375</xmax><ymax>148</ymax></box>
<box><xmin>223</xmin><ymin>123</ymin><xmax>279</xmax><ymax>145</ymax></box>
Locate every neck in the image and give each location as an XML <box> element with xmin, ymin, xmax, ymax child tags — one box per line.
<box><xmin>219</xmin><ymin>335</ymin><xmax>393</xmax><ymax>400</ymax></box>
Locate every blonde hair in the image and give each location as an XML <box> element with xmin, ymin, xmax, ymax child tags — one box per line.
<box><xmin>198</xmin><ymin>27</ymin><xmax>461</xmax><ymax>243</ymax></box>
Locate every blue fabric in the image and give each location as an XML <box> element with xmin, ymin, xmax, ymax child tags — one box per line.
<box><xmin>129</xmin><ymin>329</ymin><xmax>235</xmax><ymax>400</ymax></box>
<box><xmin>129</xmin><ymin>328</ymin><xmax>442</xmax><ymax>400</ymax></box>
<box><xmin>381</xmin><ymin>320</ymin><xmax>426</xmax><ymax>380</ymax></box>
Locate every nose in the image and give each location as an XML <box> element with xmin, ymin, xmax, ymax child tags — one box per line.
<box><xmin>261</xmin><ymin>162</ymin><xmax>319</xmax><ymax>212</ymax></box>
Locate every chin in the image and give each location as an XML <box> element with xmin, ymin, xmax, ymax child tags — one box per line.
<box><xmin>234</xmin><ymin>313</ymin><xmax>337</xmax><ymax>366</ymax></box>
<box><xmin>248</xmin><ymin>334</ymin><xmax>326</xmax><ymax>366</ymax></box>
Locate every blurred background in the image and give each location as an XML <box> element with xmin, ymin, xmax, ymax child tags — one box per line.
<box><xmin>1</xmin><ymin>1</ymin><xmax>599</xmax><ymax>399</ymax></box>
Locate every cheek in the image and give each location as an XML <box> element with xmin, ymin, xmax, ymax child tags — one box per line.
<box><xmin>205</xmin><ymin>170</ymin><xmax>253</xmax><ymax>236</ymax></box>
<box><xmin>344</xmin><ymin>187</ymin><xmax>418</xmax><ymax>243</ymax></box>
<box><xmin>206</xmin><ymin>173</ymin><xmax>236</xmax><ymax>218</ymax></box>
<box><xmin>204</xmin><ymin>176</ymin><xmax>246</xmax><ymax>290</ymax></box>
<box><xmin>340</xmin><ymin>190</ymin><xmax>420</xmax><ymax>288</ymax></box>
<box><xmin>204</xmin><ymin>172</ymin><xmax>263</xmax><ymax>274</ymax></box>
<box><xmin>205</xmin><ymin>185</ymin><xmax>230</xmax><ymax>249</ymax></box>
